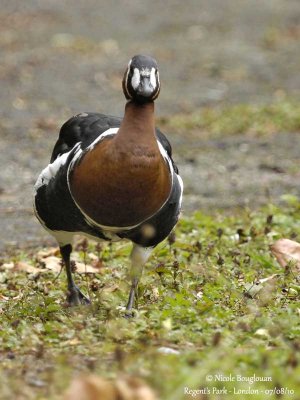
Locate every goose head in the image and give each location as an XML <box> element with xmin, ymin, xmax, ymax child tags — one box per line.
<box><xmin>122</xmin><ymin>55</ymin><xmax>160</xmax><ymax>103</ymax></box>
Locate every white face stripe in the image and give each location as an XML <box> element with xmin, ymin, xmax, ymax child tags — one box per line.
<box><xmin>131</xmin><ymin>68</ymin><xmax>140</xmax><ymax>89</ymax></box>
<box><xmin>150</xmin><ymin>67</ymin><xmax>157</xmax><ymax>88</ymax></box>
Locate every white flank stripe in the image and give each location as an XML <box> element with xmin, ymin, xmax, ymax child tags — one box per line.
<box><xmin>177</xmin><ymin>174</ymin><xmax>184</xmax><ymax>208</ymax></box>
<box><xmin>157</xmin><ymin>140</ymin><xmax>174</xmax><ymax>185</ymax></box>
<box><xmin>34</xmin><ymin>150</ymin><xmax>72</xmax><ymax>192</ymax></box>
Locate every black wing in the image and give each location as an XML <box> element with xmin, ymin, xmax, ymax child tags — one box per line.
<box><xmin>50</xmin><ymin>113</ymin><xmax>122</xmax><ymax>162</ymax></box>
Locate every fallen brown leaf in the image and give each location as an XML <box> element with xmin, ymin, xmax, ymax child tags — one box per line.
<box><xmin>1</xmin><ymin>261</ymin><xmax>40</xmax><ymax>274</ymax></box>
<box><xmin>259</xmin><ymin>274</ymin><xmax>279</xmax><ymax>283</ymax></box>
<box><xmin>1</xmin><ymin>262</ymin><xmax>14</xmax><ymax>270</ymax></box>
<box><xmin>74</xmin><ymin>261</ymin><xmax>100</xmax><ymax>274</ymax></box>
<box><xmin>36</xmin><ymin>247</ymin><xmax>60</xmax><ymax>258</ymax></box>
<box><xmin>64</xmin><ymin>375</ymin><xmax>158</xmax><ymax>400</ymax></box>
<box><xmin>0</xmin><ymin>294</ymin><xmax>22</xmax><ymax>301</ymax></box>
<box><xmin>270</xmin><ymin>238</ymin><xmax>300</xmax><ymax>270</ymax></box>
<box><xmin>14</xmin><ymin>261</ymin><xmax>41</xmax><ymax>274</ymax></box>
<box><xmin>40</xmin><ymin>256</ymin><xmax>62</xmax><ymax>273</ymax></box>
<box><xmin>1</xmin><ymin>248</ymin><xmax>102</xmax><ymax>275</ymax></box>
<box><xmin>64</xmin><ymin>375</ymin><xmax>117</xmax><ymax>400</ymax></box>
<box><xmin>88</xmin><ymin>253</ymin><xmax>98</xmax><ymax>262</ymax></box>
<box><xmin>40</xmin><ymin>256</ymin><xmax>100</xmax><ymax>274</ymax></box>
<box><xmin>115</xmin><ymin>376</ymin><xmax>157</xmax><ymax>400</ymax></box>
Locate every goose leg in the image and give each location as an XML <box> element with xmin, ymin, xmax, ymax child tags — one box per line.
<box><xmin>60</xmin><ymin>244</ymin><xmax>91</xmax><ymax>306</ymax></box>
<box><xmin>126</xmin><ymin>276</ymin><xmax>139</xmax><ymax>313</ymax></box>
<box><xmin>125</xmin><ymin>244</ymin><xmax>153</xmax><ymax>316</ymax></box>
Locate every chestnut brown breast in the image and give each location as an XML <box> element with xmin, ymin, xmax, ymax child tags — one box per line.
<box><xmin>69</xmin><ymin>103</ymin><xmax>171</xmax><ymax>227</ymax></box>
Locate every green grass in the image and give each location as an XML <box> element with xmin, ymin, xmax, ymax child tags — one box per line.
<box><xmin>1</xmin><ymin>197</ymin><xmax>300</xmax><ymax>399</ymax></box>
<box><xmin>159</xmin><ymin>100</ymin><xmax>300</xmax><ymax>137</ymax></box>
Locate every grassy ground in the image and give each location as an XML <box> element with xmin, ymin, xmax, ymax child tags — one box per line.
<box><xmin>1</xmin><ymin>197</ymin><xmax>299</xmax><ymax>399</ymax></box>
<box><xmin>159</xmin><ymin>100</ymin><xmax>300</xmax><ymax>138</ymax></box>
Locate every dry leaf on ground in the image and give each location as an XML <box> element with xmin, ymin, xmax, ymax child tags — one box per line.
<box><xmin>64</xmin><ymin>375</ymin><xmax>117</xmax><ymax>400</ymax></box>
<box><xmin>36</xmin><ymin>247</ymin><xmax>60</xmax><ymax>258</ymax></box>
<box><xmin>1</xmin><ymin>262</ymin><xmax>14</xmax><ymax>270</ymax></box>
<box><xmin>40</xmin><ymin>256</ymin><xmax>100</xmax><ymax>274</ymax></box>
<box><xmin>1</xmin><ymin>254</ymin><xmax>101</xmax><ymax>275</ymax></box>
<box><xmin>39</xmin><ymin>256</ymin><xmax>62</xmax><ymax>273</ymax></box>
<box><xmin>14</xmin><ymin>261</ymin><xmax>40</xmax><ymax>274</ymax></box>
<box><xmin>64</xmin><ymin>375</ymin><xmax>157</xmax><ymax>400</ymax></box>
<box><xmin>259</xmin><ymin>274</ymin><xmax>279</xmax><ymax>284</ymax></box>
<box><xmin>74</xmin><ymin>261</ymin><xmax>100</xmax><ymax>274</ymax></box>
<box><xmin>270</xmin><ymin>238</ymin><xmax>300</xmax><ymax>270</ymax></box>
<box><xmin>1</xmin><ymin>261</ymin><xmax>40</xmax><ymax>274</ymax></box>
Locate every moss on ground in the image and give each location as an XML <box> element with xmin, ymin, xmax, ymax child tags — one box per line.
<box><xmin>159</xmin><ymin>100</ymin><xmax>300</xmax><ymax>138</ymax></box>
<box><xmin>0</xmin><ymin>196</ymin><xmax>300</xmax><ymax>399</ymax></box>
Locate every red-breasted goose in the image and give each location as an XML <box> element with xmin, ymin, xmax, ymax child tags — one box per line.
<box><xmin>34</xmin><ymin>55</ymin><xmax>183</xmax><ymax>314</ymax></box>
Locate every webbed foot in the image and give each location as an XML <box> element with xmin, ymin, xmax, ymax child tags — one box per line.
<box><xmin>67</xmin><ymin>285</ymin><xmax>91</xmax><ymax>306</ymax></box>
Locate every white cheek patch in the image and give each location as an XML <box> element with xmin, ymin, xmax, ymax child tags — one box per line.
<box><xmin>150</xmin><ymin>67</ymin><xmax>157</xmax><ymax>89</ymax></box>
<box><xmin>131</xmin><ymin>68</ymin><xmax>140</xmax><ymax>89</ymax></box>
